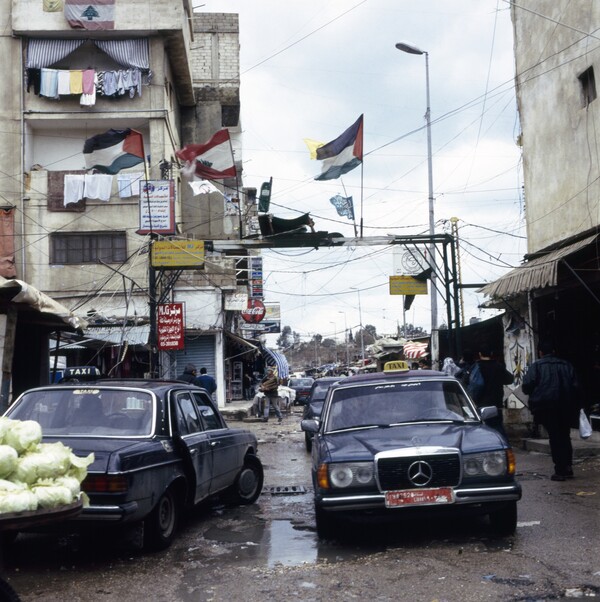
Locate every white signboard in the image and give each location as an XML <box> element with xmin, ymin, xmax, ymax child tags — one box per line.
<box><xmin>138</xmin><ymin>180</ymin><xmax>175</xmax><ymax>235</ymax></box>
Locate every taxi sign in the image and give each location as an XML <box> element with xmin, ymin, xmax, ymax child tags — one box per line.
<box><xmin>383</xmin><ymin>360</ymin><xmax>410</xmax><ymax>373</ymax></box>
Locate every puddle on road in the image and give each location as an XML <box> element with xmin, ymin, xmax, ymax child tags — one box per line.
<box><xmin>202</xmin><ymin>519</ymin><xmax>360</xmax><ymax>567</ymax></box>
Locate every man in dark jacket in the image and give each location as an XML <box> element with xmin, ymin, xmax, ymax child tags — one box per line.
<box><xmin>179</xmin><ymin>363</ymin><xmax>200</xmax><ymax>384</ymax></box>
<box><xmin>259</xmin><ymin>367</ymin><xmax>282</xmax><ymax>423</ymax></box>
<box><xmin>196</xmin><ymin>367</ymin><xmax>217</xmax><ymax>395</ymax></box>
<box><xmin>469</xmin><ymin>347</ymin><xmax>514</xmax><ymax>438</ymax></box>
<box><xmin>522</xmin><ymin>339</ymin><xmax>580</xmax><ymax>481</ymax></box>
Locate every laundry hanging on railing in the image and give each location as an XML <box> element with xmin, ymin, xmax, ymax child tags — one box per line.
<box><xmin>28</xmin><ymin>67</ymin><xmax>144</xmax><ymax>104</ymax></box>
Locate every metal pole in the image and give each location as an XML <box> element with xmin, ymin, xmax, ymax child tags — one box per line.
<box><xmin>395</xmin><ymin>43</ymin><xmax>437</xmax><ymax>334</ymax></box>
<box><xmin>351</xmin><ymin>288</ymin><xmax>365</xmax><ymax>363</ymax></box>
<box><xmin>424</xmin><ymin>51</ymin><xmax>438</xmax><ymax>333</ymax></box>
<box><xmin>339</xmin><ymin>311</ymin><xmax>349</xmax><ymax>368</ymax></box>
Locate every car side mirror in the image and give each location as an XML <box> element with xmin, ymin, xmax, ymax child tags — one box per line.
<box><xmin>479</xmin><ymin>406</ymin><xmax>499</xmax><ymax>422</ymax></box>
<box><xmin>301</xmin><ymin>419</ymin><xmax>318</xmax><ymax>433</ymax></box>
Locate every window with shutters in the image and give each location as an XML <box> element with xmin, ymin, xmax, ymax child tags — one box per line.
<box><xmin>50</xmin><ymin>232</ymin><xmax>127</xmax><ymax>264</ymax></box>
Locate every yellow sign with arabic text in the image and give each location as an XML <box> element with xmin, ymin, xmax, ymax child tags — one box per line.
<box><xmin>389</xmin><ymin>275</ymin><xmax>428</xmax><ymax>296</ymax></box>
<box><xmin>151</xmin><ymin>240</ymin><xmax>205</xmax><ymax>269</ymax></box>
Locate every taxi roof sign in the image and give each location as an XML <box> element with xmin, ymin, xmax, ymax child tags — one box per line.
<box><xmin>383</xmin><ymin>360</ymin><xmax>410</xmax><ymax>373</ymax></box>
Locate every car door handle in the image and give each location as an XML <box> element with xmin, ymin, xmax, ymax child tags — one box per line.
<box><xmin>210</xmin><ymin>441</ymin><xmax>220</xmax><ymax>447</ymax></box>
<box><xmin>190</xmin><ymin>448</ymin><xmax>199</xmax><ymax>456</ymax></box>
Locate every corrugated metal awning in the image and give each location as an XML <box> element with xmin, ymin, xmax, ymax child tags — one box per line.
<box><xmin>83</xmin><ymin>325</ymin><xmax>150</xmax><ymax>346</ymax></box>
<box><xmin>224</xmin><ymin>331</ymin><xmax>258</xmax><ymax>350</ymax></box>
<box><xmin>0</xmin><ymin>276</ymin><xmax>85</xmax><ymax>331</ymax></box>
<box><xmin>478</xmin><ymin>234</ymin><xmax>598</xmax><ymax>300</ymax></box>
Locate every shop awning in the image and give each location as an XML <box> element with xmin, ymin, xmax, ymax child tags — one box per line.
<box><xmin>224</xmin><ymin>331</ymin><xmax>258</xmax><ymax>350</ymax></box>
<box><xmin>478</xmin><ymin>234</ymin><xmax>598</xmax><ymax>300</ymax></box>
<box><xmin>0</xmin><ymin>277</ymin><xmax>85</xmax><ymax>331</ymax></box>
<box><xmin>262</xmin><ymin>347</ymin><xmax>289</xmax><ymax>379</ymax></box>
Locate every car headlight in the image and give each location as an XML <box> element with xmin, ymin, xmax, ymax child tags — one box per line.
<box><xmin>322</xmin><ymin>462</ymin><xmax>375</xmax><ymax>489</ymax></box>
<box><xmin>462</xmin><ymin>451</ymin><xmax>508</xmax><ymax>477</ymax></box>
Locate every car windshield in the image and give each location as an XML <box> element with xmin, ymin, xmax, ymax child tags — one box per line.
<box><xmin>8</xmin><ymin>387</ymin><xmax>155</xmax><ymax>437</ymax></box>
<box><xmin>325</xmin><ymin>379</ymin><xmax>478</xmax><ymax>432</ymax></box>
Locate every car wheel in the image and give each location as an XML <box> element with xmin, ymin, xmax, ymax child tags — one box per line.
<box><xmin>488</xmin><ymin>501</ymin><xmax>517</xmax><ymax>536</ymax></box>
<box><xmin>144</xmin><ymin>487</ymin><xmax>179</xmax><ymax>551</ymax></box>
<box><xmin>227</xmin><ymin>455</ymin><xmax>264</xmax><ymax>505</ymax></box>
<box><xmin>315</xmin><ymin>505</ymin><xmax>336</xmax><ymax>540</ymax></box>
<box><xmin>304</xmin><ymin>432</ymin><xmax>312</xmax><ymax>453</ymax></box>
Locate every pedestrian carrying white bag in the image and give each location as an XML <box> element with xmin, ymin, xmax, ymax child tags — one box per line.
<box><xmin>579</xmin><ymin>409</ymin><xmax>592</xmax><ymax>439</ymax></box>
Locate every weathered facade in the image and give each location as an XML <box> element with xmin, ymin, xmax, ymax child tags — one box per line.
<box><xmin>480</xmin><ymin>2</ymin><xmax>600</xmax><ymax>417</ymax></box>
<box><xmin>0</xmin><ymin>2</ymin><xmax>252</xmax><ymax>405</ymax></box>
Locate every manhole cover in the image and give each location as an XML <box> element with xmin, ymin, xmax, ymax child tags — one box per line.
<box><xmin>263</xmin><ymin>485</ymin><xmax>308</xmax><ymax>495</ymax></box>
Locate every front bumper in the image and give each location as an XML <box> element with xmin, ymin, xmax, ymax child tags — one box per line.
<box><xmin>317</xmin><ymin>482</ymin><xmax>522</xmax><ymax>513</ymax></box>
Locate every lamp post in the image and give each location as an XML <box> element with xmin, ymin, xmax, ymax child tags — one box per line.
<box><xmin>329</xmin><ymin>321</ymin><xmax>338</xmax><ymax>365</ymax></box>
<box><xmin>350</xmin><ymin>288</ymin><xmax>365</xmax><ymax>364</ymax></box>
<box><xmin>338</xmin><ymin>311</ymin><xmax>350</xmax><ymax>369</ymax></box>
<box><xmin>395</xmin><ymin>42</ymin><xmax>438</xmax><ymax>334</ymax></box>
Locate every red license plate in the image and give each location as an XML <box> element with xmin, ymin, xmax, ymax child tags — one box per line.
<box><xmin>385</xmin><ymin>487</ymin><xmax>454</xmax><ymax>508</ymax></box>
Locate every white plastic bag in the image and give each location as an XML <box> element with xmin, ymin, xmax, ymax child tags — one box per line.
<box><xmin>579</xmin><ymin>409</ymin><xmax>592</xmax><ymax>439</ymax></box>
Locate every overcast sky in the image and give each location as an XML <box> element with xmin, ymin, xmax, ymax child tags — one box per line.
<box><xmin>202</xmin><ymin>0</ymin><xmax>525</xmax><ymax>347</ymax></box>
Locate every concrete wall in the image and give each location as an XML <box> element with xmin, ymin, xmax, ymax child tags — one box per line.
<box><xmin>512</xmin><ymin>1</ymin><xmax>600</xmax><ymax>253</ymax></box>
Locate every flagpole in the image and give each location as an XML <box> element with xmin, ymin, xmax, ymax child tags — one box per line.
<box><xmin>360</xmin><ymin>161</ymin><xmax>364</xmax><ymax>239</ymax></box>
<box><xmin>225</xmin><ymin>132</ymin><xmax>242</xmax><ymax>240</ymax></box>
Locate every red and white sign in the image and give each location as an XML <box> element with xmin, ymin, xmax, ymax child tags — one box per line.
<box><xmin>157</xmin><ymin>303</ymin><xmax>185</xmax><ymax>350</ymax></box>
<box><xmin>241</xmin><ymin>299</ymin><xmax>266</xmax><ymax>324</ymax></box>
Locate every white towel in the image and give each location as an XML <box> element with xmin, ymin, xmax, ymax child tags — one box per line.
<box><xmin>63</xmin><ymin>175</ymin><xmax>85</xmax><ymax>206</ymax></box>
<box><xmin>57</xmin><ymin>71</ymin><xmax>71</xmax><ymax>95</ymax></box>
<box><xmin>84</xmin><ymin>174</ymin><xmax>113</xmax><ymax>201</ymax></box>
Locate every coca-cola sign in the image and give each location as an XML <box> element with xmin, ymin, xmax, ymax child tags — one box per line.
<box><xmin>241</xmin><ymin>299</ymin><xmax>266</xmax><ymax>323</ymax></box>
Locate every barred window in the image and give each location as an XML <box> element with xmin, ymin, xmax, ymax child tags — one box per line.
<box><xmin>51</xmin><ymin>232</ymin><xmax>127</xmax><ymax>264</ymax></box>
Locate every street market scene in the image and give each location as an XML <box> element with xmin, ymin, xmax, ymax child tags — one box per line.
<box><xmin>0</xmin><ymin>0</ymin><xmax>598</xmax><ymax>600</ymax></box>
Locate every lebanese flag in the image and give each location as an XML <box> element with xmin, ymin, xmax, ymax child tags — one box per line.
<box><xmin>64</xmin><ymin>0</ymin><xmax>115</xmax><ymax>30</ymax></box>
<box><xmin>176</xmin><ymin>130</ymin><xmax>237</xmax><ymax>180</ymax></box>
<box><xmin>83</xmin><ymin>129</ymin><xmax>144</xmax><ymax>174</ymax></box>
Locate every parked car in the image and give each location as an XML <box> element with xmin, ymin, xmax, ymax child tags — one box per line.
<box><xmin>4</xmin><ymin>379</ymin><xmax>264</xmax><ymax>550</ymax></box>
<box><xmin>301</xmin><ymin>362</ymin><xmax>521</xmax><ymax>540</ymax></box>
<box><xmin>303</xmin><ymin>376</ymin><xmax>343</xmax><ymax>452</ymax></box>
<box><xmin>288</xmin><ymin>377</ymin><xmax>315</xmax><ymax>405</ymax></box>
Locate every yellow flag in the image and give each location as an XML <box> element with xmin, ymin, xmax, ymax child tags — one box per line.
<box><xmin>303</xmin><ymin>138</ymin><xmax>324</xmax><ymax>160</ymax></box>
<box><xmin>43</xmin><ymin>0</ymin><xmax>63</xmax><ymax>11</ymax></box>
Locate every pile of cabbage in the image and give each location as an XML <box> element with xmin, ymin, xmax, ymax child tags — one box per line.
<box><xmin>0</xmin><ymin>417</ymin><xmax>93</xmax><ymax>514</ymax></box>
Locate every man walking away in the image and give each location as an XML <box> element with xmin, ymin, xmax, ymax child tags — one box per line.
<box><xmin>522</xmin><ymin>339</ymin><xmax>580</xmax><ymax>481</ymax></box>
<box><xmin>469</xmin><ymin>346</ymin><xmax>514</xmax><ymax>438</ymax></box>
<box><xmin>196</xmin><ymin>367</ymin><xmax>217</xmax><ymax>395</ymax></box>
<box><xmin>259</xmin><ymin>367</ymin><xmax>282</xmax><ymax>423</ymax></box>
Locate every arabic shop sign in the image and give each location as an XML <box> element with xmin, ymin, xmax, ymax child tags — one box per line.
<box><xmin>157</xmin><ymin>303</ymin><xmax>185</xmax><ymax>350</ymax></box>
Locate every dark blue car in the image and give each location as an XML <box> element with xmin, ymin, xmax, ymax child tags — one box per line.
<box><xmin>301</xmin><ymin>362</ymin><xmax>521</xmax><ymax>539</ymax></box>
<box><xmin>4</xmin><ymin>379</ymin><xmax>263</xmax><ymax>550</ymax></box>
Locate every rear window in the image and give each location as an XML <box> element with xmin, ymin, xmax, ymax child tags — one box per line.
<box><xmin>8</xmin><ymin>388</ymin><xmax>155</xmax><ymax>437</ymax></box>
<box><xmin>290</xmin><ymin>379</ymin><xmax>314</xmax><ymax>387</ymax></box>
<box><xmin>325</xmin><ymin>380</ymin><xmax>477</xmax><ymax>432</ymax></box>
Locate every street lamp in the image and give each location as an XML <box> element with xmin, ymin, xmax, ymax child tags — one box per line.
<box><xmin>395</xmin><ymin>41</ymin><xmax>438</xmax><ymax>334</ymax></box>
<box><xmin>338</xmin><ymin>311</ymin><xmax>350</xmax><ymax>368</ymax></box>
<box><xmin>350</xmin><ymin>287</ymin><xmax>365</xmax><ymax>363</ymax></box>
<box><xmin>329</xmin><ymin>321</ymin><xmax>337</xmax><ymax>365</ymax></box>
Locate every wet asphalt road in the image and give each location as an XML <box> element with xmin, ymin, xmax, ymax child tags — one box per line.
<box><xmin>3</xmin><ymin>408</ymin><xmax>600</xmax><ymax>602</ymax></box>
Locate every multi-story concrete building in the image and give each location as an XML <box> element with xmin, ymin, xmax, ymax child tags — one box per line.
<box><xmin>481</xmin><ymin>1</ymin><xmax>600</xmax><ymax>415</ymax></box>
<box><xmin>0</xmin><ymin>1</ymin><xmax>255</xmax><ymax>404</ymax></box>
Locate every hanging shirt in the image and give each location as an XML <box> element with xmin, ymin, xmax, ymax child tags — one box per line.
<box><xmin>80</xmin><ymin>73</ymin><xmax>98</xmax><ymax>107</ymax></box>
<box><xmin>117</xmin><ymin>172</ymin><xmax>144</xmax><ymax>198</ymax></box>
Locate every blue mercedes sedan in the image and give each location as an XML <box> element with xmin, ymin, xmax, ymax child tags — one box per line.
<box><xmin>301</xmin><ymin>362</ymin><xmax>521</xmax><ymax>539</ymax></box>
<box><xmin>5</xmin><ymin>379</ymin><xmax>263</xmax><ymax>550</ymax></box>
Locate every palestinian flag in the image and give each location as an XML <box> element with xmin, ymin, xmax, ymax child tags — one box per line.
<box><xmin>83</xmin><ymin>129</ymin><xmax>144</xmax><ymax>174</ymax></box>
